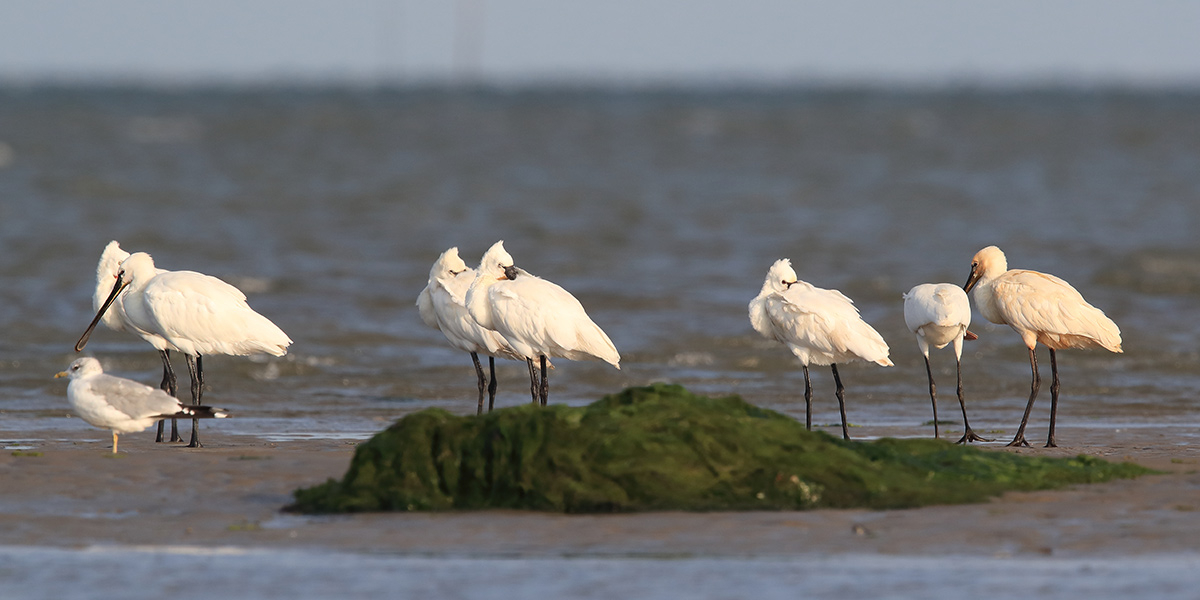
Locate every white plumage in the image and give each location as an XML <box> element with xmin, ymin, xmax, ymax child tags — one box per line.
<box><xmin>903</xmin><ymin>283</ymin><xmax>987</xmax><ymax>443</ymax></box>
<box><xmin>91</xmin><ymin>241</ymin><xmax>183</xmax><ymax>442</ymax></box>
<box><xmin>77</xmin><ymin>251</ymin><xmax>291</xmax><ymax>447</ymax></box>
<box><xmin>417</xmin><ymin>247</ymin><xmax>524</xmax><ymax>413</ymax></box>
<box><xmin>749</xmin><ymin>258</ymin><xmax>891</xmax><ymax>440</ymax></box>
<box><xmin>466</xmin><ymin>241</ymin><xmax>619</xmax><ymax>405</ymax></box>
<box><xmin>55</xmin><ymin>357</ymin><xmax>228</xmax><ymax>453</ymax></box>
<box><xmin>964</xmin><ymin>245</ymin><xmax>1122</xmax><ymax>447</ymax></box>
<box><xmin>113</xmin><ymin>253</ymin><xmax>292</xmax><ymax>358</ymax></box>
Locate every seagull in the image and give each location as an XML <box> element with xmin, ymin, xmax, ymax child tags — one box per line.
<box><xmin>417</xmin><ymin>247</ymin><xmax>525</xmax><ymax>414</ymax></box>
<box><xmin>964</xmin><ymin>245</ymin><xmax>1122</xmax><ymax>447</ymax></box>
<box><xmin>77</xmin><ymin>252</ymin><xmax>291</xmax><ymax>447</ymax></box>
<box><xmin>903</xmin><ymin>283</ymin><xmax>988</xmax><ymax>443</ymax></box>
<box><xmin>55</xmin><ymin>357</ymin><xmax>229</xmax><ymax>454</ymax></box>
<box><xmin>465</xmin><ymin>241</ymin><xmax>619</xmax><ymax>406</ymax></box>
<box><xmin>92</xmin><ymin>241</ymin><xmax>184</xmax><ymax>443</ymax></box>
<box><xmin>749</xmin><ymin>258</ymin><xmax>893</xmax><ymax>440</ymax></box>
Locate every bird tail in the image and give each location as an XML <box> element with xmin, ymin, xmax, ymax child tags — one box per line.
<box><xmin>175</xmin><ymin>406</ymin><xmax>230</xmax><ymax>419</ymax></box>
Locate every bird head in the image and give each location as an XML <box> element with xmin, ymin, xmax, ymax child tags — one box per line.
<box><xmin>478</xmin><ymin>240</ymin><xmax>517</xmax><ymax>280</ymax></box>
<box><xmin>431</xmin><ymin>247</ymin><xmax>471</xmax><ymax>281</ymax></box>
<box><xmin>763</xmin><ymin>258</ymin><xmax>799</xmax><ymax>294</ymax></box>
<box><xmin>964</xmin><ymin>245</ymin><xmax>1006</xmax><ymax>293</ymax></box>
<box><xmin>55</xmin><ymin>357</ymin><xmax>102</xmax><ymax>380</ymax></box>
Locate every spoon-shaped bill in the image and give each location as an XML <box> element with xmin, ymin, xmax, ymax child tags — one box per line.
<box><xmin>76</xmin><ymin>273</ymin><xmax>128</xmax><ymax>352</ymax></box>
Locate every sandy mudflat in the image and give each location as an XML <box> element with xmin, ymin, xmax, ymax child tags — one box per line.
<box><xmin>1</xmin><ymin>422</ymin><xmax>1199</xmax><ymax>559</ymax></box>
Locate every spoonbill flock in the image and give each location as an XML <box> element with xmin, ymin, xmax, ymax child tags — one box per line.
<box><xmin>75</xmin><ymin>250</ymin><xmax>292</xmax><ymax>448</ymax></box>
<box><xmin>61</xmin><ymin>240</ymin><xmax>1123</xmax><ymax>452</ymax></box>
<box><xmin>416</xmin><ymin>246</ymin><xmax>526</xmax><ymax>414</ymax></box>
<box><xmin>465</xmin><ymin>241</ymin><xmax>620</xmax><ymax>406</ymax></box>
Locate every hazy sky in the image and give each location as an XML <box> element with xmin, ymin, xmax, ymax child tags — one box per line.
<box><xmin>3</xmin><ymin>0</ymin><xmax>1200</xmax><ymax>86</ymax></box>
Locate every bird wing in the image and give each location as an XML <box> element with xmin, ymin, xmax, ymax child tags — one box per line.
<box><xmin>748</xmin><ymin>293</ymin><xmax>776</xmax><ymax>340</ymax></box>
<box><xmin>993</xmin><ymin>270</ymin><xmax>1121</xmax><ymax>350</ymax></box>
<box><xmin>141</xmin><ymin>271</ymin><xmax>292</xmax><ymax>356</ymax></box>
<box><xmin>490</xmin><ymin>276</ymin><xmax>619</xmax><ymax>366</ymax></box>
<box><xmin>768</xmin><ymin>284</ymin><xmax>891</xmax><ymax>365</ymax></box>
<box><xmin>416</xmin><ymin>284</ymin><xmax>440</xmax><ymax>330</ymax></box>
<box><xmin>431</xmin><ymin>283</ymin><xmax>522</xmax><ymax>360</ymax></box>
<box><xmin>87</xmin><ymin>374</ymin><xmax>183</xmax><ymax>419</ymax></box>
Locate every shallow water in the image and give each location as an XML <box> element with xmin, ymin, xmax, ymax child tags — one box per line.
<box><xmin>2</xmin><ymin>86</ymin><xmax>1200</xmax><ymax>594</ymax></box>
<box><xmin>2</xmin><ymin>86</ymin><xmax>1198</xmax><ymax>444</ymax></box>
<box><xmin>2</xmin><ymin>546</ymin><xmax>1200</xmax><ymax>600</ymax></box>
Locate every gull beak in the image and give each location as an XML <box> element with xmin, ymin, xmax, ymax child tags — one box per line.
<box><xmin>54</xmin><ymin>371</ymin><xmax>68</xmax><ymax>379</ymax></box>
<box><xmin>76</xmin><ymin>272</ymin><xmax>129</xmax><ymax>352</ymax></box>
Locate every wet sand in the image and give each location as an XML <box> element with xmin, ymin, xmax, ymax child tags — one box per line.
<box><xmin>2</xmin><ymin>422</ymin><xmax>1199</xmax><ymax>559</ymax></box>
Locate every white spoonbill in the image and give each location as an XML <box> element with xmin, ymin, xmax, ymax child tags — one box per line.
<box><xmin>55</xmin><ymin>357</ymin><xmax>229</xmax><ymax>454</ymax></box>
<box><xmin>903</xmin><ymin>283</ymin><xmax>988</xmax><ymax>444</ymax></box>
<box><xmin>77</xmin><ymin>252</ymin><xmax>292</xmax><ymax>447</ymax></box>
<box><xmin>92</xmin><ymin>241</ymin><xmax>185</xmax><ymax>442</ymax></box>
<box><xmin>964</xmin><ymin>245</ymin><xmax>1122</xmax><ymax>448</ymax></box>
<box><xmin>417</xmin><ymin>246</ymin><xmax>525</xmax><ymax>414</ymax></box>
<box><xmin>466</xmin><ymin>241</ymin><xmax>620</xmax><ymax>406</ymax></box>
<box><xmin>749</xmin><ymin>259</ymin><xmax>892</xmax><ymax>441</ymax></box>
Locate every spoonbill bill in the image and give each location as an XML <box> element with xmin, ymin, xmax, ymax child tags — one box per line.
<box><xmin>749</xmin><ymin>259</ymin><xmax>892</xmax><ymax>440</ymax></box>
<box><xmin>465</xmin><ymin>241</ymin><xmax>619</xmax><ymax>406</ymax></box>
<box><xmin>903</xmin><ymin>283</ymin><xmax>988</xmax><ymax>443</ymax></box>
<box><xmin>964</xmin><ymin>245</ymin><xmax>1122</xmax><ymax>448</ymax></box>
<box><xmin>92</xmin><ymin>241</ymin><xmax>184</xmax><ymax>442</ymax></box>
<box><xmin>55</xmin><ymin>357</ymin><xmax>229</xmax><ymax>454</ymax></box>
<box><xmin>417</xmin><ymin>247</ymin><xmax>525</xmax><ymax>414</ymax></box>
<box><xmin>77</xmin><ymin>252</ymin><xmax>291</xmax><ymax>448</ymax></box>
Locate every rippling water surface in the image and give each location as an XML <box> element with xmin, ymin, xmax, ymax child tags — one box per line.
<box><xmin>2</xmin><ymin>86</ymin><xmax>1199</xmax><ymax>439</ymax></box>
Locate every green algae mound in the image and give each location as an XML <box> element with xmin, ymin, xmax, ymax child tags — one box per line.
<box><xmin>290</xmin><ymin>383</ymin><xmax>1150</xmax><ymax>514</ymax></box>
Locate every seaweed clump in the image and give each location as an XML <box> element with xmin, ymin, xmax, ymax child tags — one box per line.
<box><xmin>290</xmin><ymin>383</ymin><xmax>1150</xmax><ymax>514</ymax></box>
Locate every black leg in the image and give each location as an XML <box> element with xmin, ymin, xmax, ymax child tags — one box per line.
<box><xmin>487</xmin><ymin>356</ymin><xmax>497</xmax><ymax>412</ymax></box>
<box><xmin>802</xmin><ymin>364</ymin><xmax>813</xmax><ymax>431</ymax></box>
<box><xmin>1008</xmin><ymin>347</ymin><xmax>1040</xmax><ymax>448</ymax></box>
<box><xmin>470</xmin><ymin>352</ymin><xmax>486</xmax><ymax>415</ymax></box>
<box><xmin>923</xmin><ymin>356</ymin><xmax>939</xmax><ymax>439</ymax></box>
<box><xmin>158</xmin><ymin>349</ymin><xmax>183</xmax><ymax>443</ymax></box>
<box><xmin>831</xmin><ymin>363</ymin><xmax>850</xmax><ymax>441</ymax></box>
<box><xmin>526</xmin><ymin>358</ymin><xmax>539</xmax><ymax>404</ymax></box>
<box><xmin>185</xmin><ymin>354</ymin><xmax>204</xmax><ymax>448</ymax></box>
<box><xmin>955</xmin><ymin>355</ymin><xmax>991</xmax><ymax>444</ymax></box>
<box><xmin>1046</xmin><ymin>348</ymin><xmax>1060</xmax><ymax>448</ymax></box>
<box><xmin>539</xmin><ymin>355</ymin><xmax>549</xmax><ymax>406</ymax></box>
<box><xmin>156</xmin><ymin>349</ymin><xmax>174</xmax><ymax>443</ymax></box>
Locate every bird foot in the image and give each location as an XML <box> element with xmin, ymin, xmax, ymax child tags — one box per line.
<box><xmin>956</xmin><ymin>430</ymin><xmax>994</xmax><ymax>444</ymax></box>
<box><xmin>186</xmin><ymin>440</ymin><xmax>204</xmax><ymax>449</ymax></box>
<box><xmin>1006</xmin><ymin>435</ymin><xmax>1030</xmax><ymax>448</ymax></box>
<box><xmin>1044</xmin><ymin>438</ymin><xmax>1058</xmax><ymax>448</ymax></box>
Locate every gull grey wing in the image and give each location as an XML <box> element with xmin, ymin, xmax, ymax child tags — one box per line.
<box><xmin>89</xmin><ymin>374</ymin><xmax>184</xmax><ymax>418</ymax></box>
